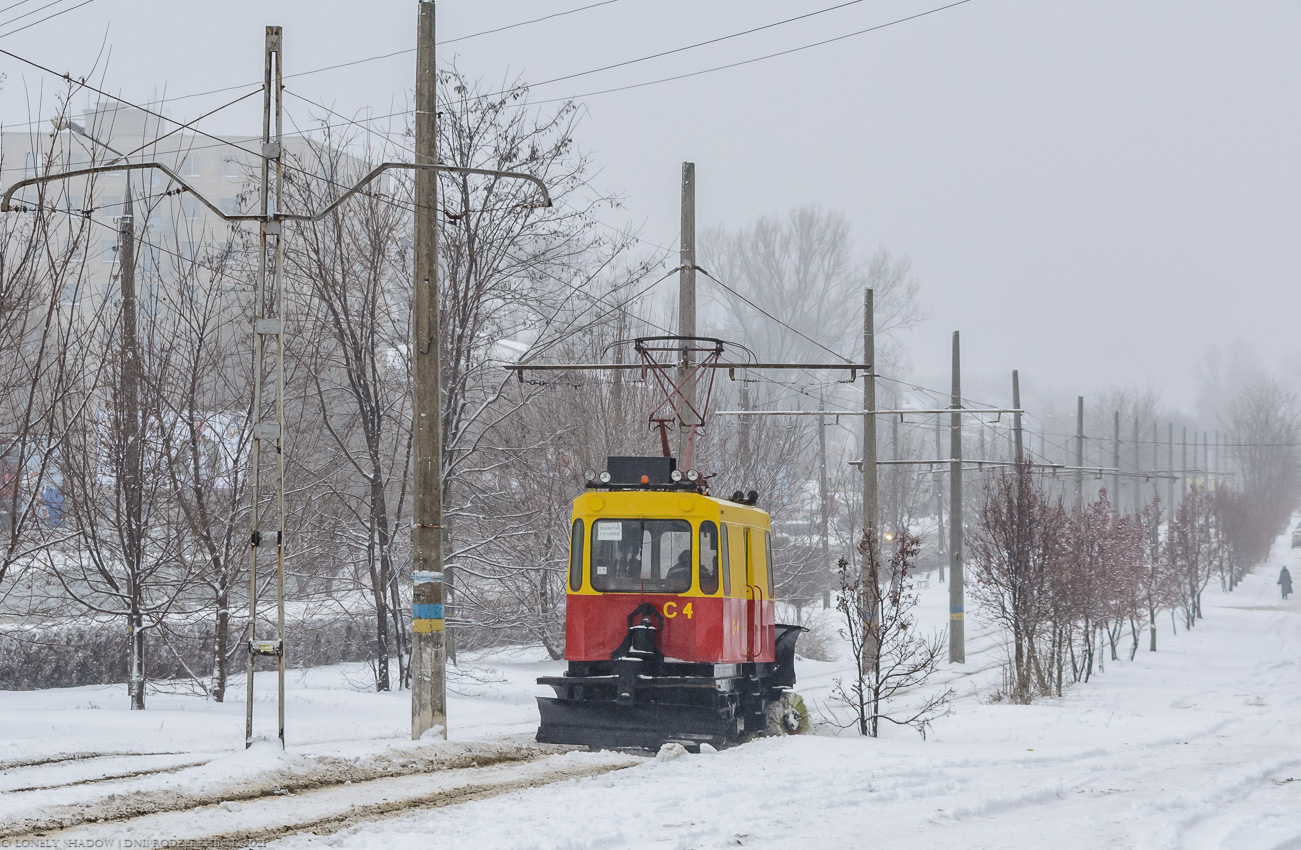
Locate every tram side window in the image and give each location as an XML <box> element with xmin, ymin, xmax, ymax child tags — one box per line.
<box><xmin>699</xmin><ymin>521</ymin><xmax>720</xmax><ymax>595</ymax></box>
<box><xmin>569</xmin><ymin>519</ymin><xmax>584</xmax><ymax>592</ymax></box>
<box><xmin>720</xmin><ymin>523</ymin><xmax>731</xmax><ymax>595</ymax></box>
<box><xmin>590</xmin><ymin>519</ymin><xmax>692</xmax><ymax>593</ymax></box>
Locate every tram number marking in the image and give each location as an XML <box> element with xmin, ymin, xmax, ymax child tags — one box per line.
<box><xmin>662</xmin><ymin>602</ymin><xmax>693</xmax><ymax>620</ymax></box>
<box><xmin>730</xmin><ymin>617</ymin><xmax>741</xmax><ymax>635</ymax></box>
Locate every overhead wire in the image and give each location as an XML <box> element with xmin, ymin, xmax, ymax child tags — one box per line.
<box><xmin>0</xmin><ymin>0</ymin><xmax>78</xmax><ymax>31</ymax></box>
<box><xmin>514</xmin><ymin>0</ymin><xmax>975</xmax><ymax>108</ymax></box>
<box><xmin>0</xmin><ymin>0</ymin><xmax>91</xmax><ymax>39</ymax></box>
<box><xmin>474</xmin><ymin>0</ymin><xmax>874</xmax><ymax>99</ymax></box>
<box><xmin>0</xmin><ymin>0</ymin><xmax>621</xmax><ymax>127</ymax></box>
<box><xmin>0</xmin><ymin>0</ymin><xmax>39</xmax><ymax>16</ymax></box>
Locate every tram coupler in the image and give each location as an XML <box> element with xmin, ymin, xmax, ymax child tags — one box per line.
<box><xmin>611</xmin><ymin>603</ymin><xmax>663</xmax><ymax>705</ymax></box>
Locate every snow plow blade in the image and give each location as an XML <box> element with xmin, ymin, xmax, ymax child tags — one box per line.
<box><xmin>535</xmin><ymin>696</ymin><xmax>734</xmax><ymax>751</ymax></box>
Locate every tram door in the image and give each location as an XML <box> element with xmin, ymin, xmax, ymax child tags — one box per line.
<box><xmin>744</xmin><ymin>528</ymin><xmax>762</xmax><ymax>660</ymax></box>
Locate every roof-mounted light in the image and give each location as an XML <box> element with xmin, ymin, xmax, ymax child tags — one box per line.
<box><xmin>686</xmin><ymin>469</ymin><xmax>700</xmax><ymax>482</ymax></box>
<box><xmin>584</xmin><ymin>469</ymin><xmax>597</xmax><ymax>484</ymax></box>
<box><xmin>670</xmin><ymin>469</ymin><xmax>683</xmax><ymax>482</ymax></box>
<box><xmin>598</xmin><ymin>471</ymin><xmax>612</xmax><ymax>484</ymax></box>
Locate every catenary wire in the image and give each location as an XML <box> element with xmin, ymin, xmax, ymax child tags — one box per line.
<box><xmin>0</xmin><ymin>0</ymin><xmax>620</xmax><ymax>127</ymax></box>
<box><xmin>0</xmin><ymin>0</ymin><xmax>78</xmax><ymax>31</ymax></box>
<box><xmin>0</xmin><ymin>0</ymin><xmax>91</xmax><ymax>38</ymax></box>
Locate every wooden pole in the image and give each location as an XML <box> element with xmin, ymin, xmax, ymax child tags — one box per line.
<box><xmin>411</xmin><ymin>0</ymin><xmax>447</xmax><ymax>741</ymax></box>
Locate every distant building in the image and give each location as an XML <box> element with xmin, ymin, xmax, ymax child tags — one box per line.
<box><xmin>0</xmin><ymin>101</ymin><xmax>336</xmax><ymax>313</ymax></box>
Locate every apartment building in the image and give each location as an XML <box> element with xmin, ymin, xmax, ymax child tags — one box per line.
<box><xmin>1</xmin><ymin>100</ymin><xmax>329</xmax><ymax>311</ymax></box>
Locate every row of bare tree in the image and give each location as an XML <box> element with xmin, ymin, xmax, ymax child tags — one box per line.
<box><xmin>973</xmin><ymin>435</ymin><xmax>1297</xmax><ymax>704</ymax></box>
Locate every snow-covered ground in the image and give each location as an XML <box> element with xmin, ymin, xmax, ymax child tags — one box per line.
<box><xmin>4</xmin><ymin>527</ymin><xmax>1301</xmax><ymax>849</ymax></box>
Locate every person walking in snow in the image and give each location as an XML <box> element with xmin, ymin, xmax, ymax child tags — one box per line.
<box><xmin>1279</xmin><ymin>566</ymin><xmax>1293</xmax><ymax>599</ymax></box>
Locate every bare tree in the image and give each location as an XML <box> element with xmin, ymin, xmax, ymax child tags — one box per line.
<box><xmin>832</xmin><ymin>530</ymin><xmax>952</xmax><ymax>738</ymax></box>
<box><xmin>700</xmin><ymin>206</ymin><xmax>924</xmax><ymax>373</ymax></box>
<box><xmin>0</xmin><ymin>131</ymin><xmax>91</xmax><ymax>611</ymax></box>
<box><xmin>154</xmin><ymin>230</ymin><xmax>254</xmax><ymax>702</ymax></box>
<box><xmin>969</xmin><ymin>462</ymin><xmax>1066</xmax><ymax>702</ymax></box>
<box><xmin>1224</xmin><ymin>376</ymin><xmax>1301</xmax><ymax>537</ymax></box>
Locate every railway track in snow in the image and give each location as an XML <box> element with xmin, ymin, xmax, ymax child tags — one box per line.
<box><xmin>22</xmin><ymin>750</ymin><xmax>643</xmax><ymax>848</ymax></box>
<box><xmin>0</xmin><ymin>742</ymin><xmax>642</xmax><ymax>846</ymax></box>
<box><xmin>0</xmin><ymin>751</ymin><xmax>216</xmax><ymax>794</ymax></box>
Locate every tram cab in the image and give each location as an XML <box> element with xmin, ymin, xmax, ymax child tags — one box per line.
<box><xmin>536</xmin><ymin>456</ymin><xmax>802</xmax><ymax>750</ymax></box>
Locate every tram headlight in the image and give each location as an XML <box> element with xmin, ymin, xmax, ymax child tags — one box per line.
<box><xmin>686</xmin><ymin>469</ymin><xmax>700</xmax><ymax>482</ymax></box>
<box><xmin>584</xmin><ymin>469</ymin><xmax>597</xmax><ymax>484</ymax></box>
<box><xmin>670</xmin><ymin>469</ymin><xmax>683</xmax><ymax>482</ymax></box>
<box><xmin>598</xmin><ymin>471</ymin><xmax>612</xmax><ymax>484</ymax></box>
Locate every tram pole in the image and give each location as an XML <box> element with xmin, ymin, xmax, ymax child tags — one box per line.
<box><xmin>677</xmin><ymin>162</ymin><xmax>697</xmax><ymax>468</ymax></box>
<box><xmin>862</xmin><ymin>289</ymin><xmax>880</xmax><ymax>674</ymax></box>
<box><xmin>1012</xmin><ymin>370</ymin><xmax>1023</xmax><ymax>465</ymax></box>
<box><xmin>1112</xmin><ymin>411</ymin><xmax>1121</xmax><ymax>515</ymax></box>
<box><xmin>935</xmin><ymin>412</ymin><xmax>945</xmax><ymax>581</ymax></box>
<box><xmin>1074</xmin><ymin>396</ymin><xmax>1084</xmax><ymax>510</ymax></box>
<box><xmin>819</xmin><ymin>390</ymin><xmax>830</xmax><ymax>609</ymax></box>
<box><xmin>1167</xmin><ymin>422</ymin><xmax>1175</xmax><ymax>519</ymax></box>
<box><xmin>1133</xmin><ymin>416</ymin><xmax>1141</xmax><ymax>516</ymax></box>
<box><xmin>948</xmin><ymin>332</ymin><xmax>964</xmax><ymax>663</ymax></box>
<box><xmin>411</xmin><ymin>0</ymin><xmax>448</xmax><ymax>741</ymax></box>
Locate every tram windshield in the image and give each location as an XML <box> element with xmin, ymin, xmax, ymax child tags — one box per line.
<box><xmin>590</xmin><ymin>518</ymin><xmax>692</xmax><ymax>593</ymax></box>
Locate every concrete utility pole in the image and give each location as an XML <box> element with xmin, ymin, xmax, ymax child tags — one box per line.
<box><xmin>862</xmin><ymin>289</ymin><xmax>881</xmax><ymax>672</ymax></box>
<box><xmin>246</xmin><ymin>24</ymin><xmax>288</xmax><ymax>748</ymax></box>
<box><xmin>1073</xmin><ymin>396</ymin><xmax>1084</xmax><ymax>510</ymax></box>
<box><xmin>949</xmin><ymin>331</ymin><xmax>964</xmax><ymax>664</ymax></box>
<box><xmin>1111</xmin><ymin>411</ymin><xmax>1120</xmax><ymax>515</ymax></box>
<box><xmin>411</xmin><ymin>0</ymin><xmax>448</xmax><ymax>741</ymax></box>
<box><xmin>1182</xmin><ymin>426</ymin><xmax>1188</xmax><ymax>499</ymax></box>
<box><xmin>739</xmin><ymin>382</ymin><xmax>752</xmax><ymax>485</ymax></box>
<box><xmin>676</xmin><ymin>162</ymin><xmax>696</xmax><ymax>467</ymax></box>
<box><xmin>1133</xmin><ymin>417</ymin><xmax>1141</xmax><ymax>516</ymax></box>
<box><xmin>1203</xmin><ymin>431</ymin><xmax>1209</xmax><ymax>489</ymax></box>
<box><xmin>1012</xmin><ymin>371</ymin><xmax>1023</xmax><ymax>465</ymax></box>
<box><xmin>818</xmin><ymin>391</ymin><xmax>830</xmax><ymax>609</ymax></box>
<box><xmin>1167</xmin><ymin>423</ymin><xmax>1175</xmax><ymax>515</ymax></box>
<box><xmin>935</xmin><ymin>412</ymin><xmax>945</xmax><ymax>579</ymax></box>
<box><xmin>891</xmin><ymin>391</ymin><xmax>901</xmax><ymax>527</ymax></box>
<box><xmin>1151</xmin><ymin>423</ymin><xmax>1159</xmax><ymax>509</ymax></box>
<box><xmin>1214</xmin><ymin>431</ymin><xmax>1221</xmax><ymax>489</ymax></box>
<box><xmin>119</xmin><ymin>185</ymin><xmax>145</xmax><ymax>712</ymax></box>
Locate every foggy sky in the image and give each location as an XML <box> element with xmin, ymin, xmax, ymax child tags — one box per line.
<box><xmin>2</xmin><ymin>0</ymin><xmax>1298</xmax><ymax>411</ymax></box>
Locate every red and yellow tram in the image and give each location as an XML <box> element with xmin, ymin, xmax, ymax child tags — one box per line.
<box><xmin>536</xmin><ymin>456</ymin><xmax>803</xmax><ymax>750</ymax></box>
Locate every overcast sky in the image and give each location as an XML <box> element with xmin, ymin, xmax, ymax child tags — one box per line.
<box><xmin>2</xmin><ymin>0</ymin><xmax>1298</xmax><ymax>412</ymax></box>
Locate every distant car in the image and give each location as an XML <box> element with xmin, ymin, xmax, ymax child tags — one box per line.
<box><xmin>1292</xmin><ymin>529</ymin><xmax>1301</xmax><ymax>549</ymax></box>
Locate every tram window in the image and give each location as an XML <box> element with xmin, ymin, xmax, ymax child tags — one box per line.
<box><xmin>699</xmin><ymin>522</ymin><xmax>720</xmax><ymax>595</ymax></box>
<box><xmin>719</xmin><ymin>524</ymin><xmax>731</xmax><ymax>595</ymax></box>
<box><xmin>590</xmin><ymin>519</ymin><xmax>692</xmax><ymax>593</ymax></box>
<box><xmin>569</xmin><ymin>519</ymin><xmax>584</xmax><ymax>592</ymax></box>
